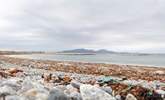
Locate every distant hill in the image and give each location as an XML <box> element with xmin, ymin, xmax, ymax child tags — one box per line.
<box><xmin>58</xmin><ymin>48</ymin><xmax>115</xmax><ymax>54</ymax></box>
<box><xmin>96</xmin><ymin>49</ymin><xmax>115</xmax><ymax>53</ymax></box>
<box><xmin>61</xmin><ymin>49</ymin><xmax>95</xmax><ymax>53</ymax></box>
<box><xmin>57</xmin><ymin>48</ymin><xmax>165</xmax><ymax>55</ymax></box>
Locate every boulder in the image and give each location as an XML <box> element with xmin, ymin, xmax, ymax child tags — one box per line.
<box><xmin>80</xmin><ymin>84</ymin><xmax>116</xmax><ymax>100</ymax></box>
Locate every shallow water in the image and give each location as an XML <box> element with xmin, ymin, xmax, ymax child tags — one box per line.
<box><xmin>8</xmin><ymin>53</ymin><xmax>165</xmax><ymax>67</ymax></box>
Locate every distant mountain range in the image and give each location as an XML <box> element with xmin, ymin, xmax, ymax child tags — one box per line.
<box><xmin>58</xmin><ymin>49</ymin><xmax>116</xmax><ymax>54</ymax></box>
<box><xmin>58</xmin><ymin>48</ymin><xmax>165</xmax><ymax>55</ymax></box>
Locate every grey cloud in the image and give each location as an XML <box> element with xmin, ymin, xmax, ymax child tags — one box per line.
<box><xmin>0</xmin><ymin>0</ymin><xmax>165</xmax><ymax>52</ymax></box>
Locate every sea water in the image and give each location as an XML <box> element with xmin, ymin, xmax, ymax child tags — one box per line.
<box><xmin>8</xmin><ymin>53</ymin><xmax>165</xmax><ymax>67</ymax></box>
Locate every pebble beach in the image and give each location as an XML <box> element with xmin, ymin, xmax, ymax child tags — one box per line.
<box><xmin>0</xmin><ymin>55</ymin><xmax>165</xmax><ymax>100</ymax></box>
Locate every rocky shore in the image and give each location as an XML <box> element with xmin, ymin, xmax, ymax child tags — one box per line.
<box><xmin>0</xmin><ymin>55</ymin><xmax>165</xmax><ymax>100</ymax></box>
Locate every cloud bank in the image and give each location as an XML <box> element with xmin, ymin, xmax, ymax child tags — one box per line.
<box><xmin>0</xmin><ymin>0</ymin><xmax>165</xmax><ymax>53</ymax></box>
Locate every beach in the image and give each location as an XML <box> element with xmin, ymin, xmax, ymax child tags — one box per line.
<box><xmin>0</xmin><ymin>55</ymin><xmax>165</xmax><ymax>100</ymax></box>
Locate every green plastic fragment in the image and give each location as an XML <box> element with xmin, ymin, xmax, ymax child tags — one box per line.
<box><xmin>100</xmin><ymin>76</ymin><xmax>119</xmax><ymax>83</ymax></box>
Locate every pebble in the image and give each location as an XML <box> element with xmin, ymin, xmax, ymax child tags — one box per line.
<box><xmin>69</xmin><ymin>91</ymin><xmax>82</xmax><ymax>100</ymax></box>
<box><xmin>126</xmin><ymin>94</ymin><xmax>137</xmax><ymax>100</ymax></box>
<box><xmin>71</xmin><ymin>80</ymin><xmax>82</xmax><ymax>89</ymax></box>
<box><xmin>154</xmin><ymin>70</ymin><xmax>165</xmax><ymax>75</ymax></box>
<box><xmin>100</xmin><ymin>86</ymin><xmax>113</xmax><ymax>95</ymax></box>
<box><xmin>24</xmin><ymin>88</ymin><xmax>49</xmax><ymax>100</ymax></box>
<box><xmin>115</xmin><ymin>95</ymin><xmax>121</xmax><ymax>100</ymax></box>
<box><xmin>6</xmin><ymin>95</ymin><xmax>28</xmax><ymax>100</ymax></box>
<box><xmin>80</xmin><ymin>84</ymin><xmax>116</xmax><ymax>100</ymax></box>
<box><xmin>7</xmin><ymin>68</ymin><xmax>23</xmax><ymax>74</ymax></box>
<box><xmin>48</xmin><ymin>88</ymin><xmax>70</xmax><ymax>100</ymax></box>
<box><xmin>155</xmin><ymin>90</ymin><xmax>165</xmax><ymax>98</ymax></box>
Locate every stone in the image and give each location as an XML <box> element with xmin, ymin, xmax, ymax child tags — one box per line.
<box><xmin>36</xmin><ymin>93</ymin><xmax>48</xmax><ymax>100</ymax></box>
<box><xmin>21</xmin><ymin>77</ymin><xmax>45</xmax><ymax>93</ymax></box>
<box><xmin>0</xmin><ymin>85</ymin><xmax>16</xmax><ymax>96</ymax></box>
<box><xmin>71</xmin><ymin>80</ymin><xmax>82</xmax><ymax>89</ymax></box>
<box><xmin>115</xmin><ymin>95</ymin><xmax>121</xmax><ymax>100</ymax></box>
<box><xmin>80</xmin><ymin>84</ymin><xmax>116</xmax><ymax>100</ymax></box>
<box><xmin>100</xmin><ymin>86</ymin><xmax>112</xmax><ymax>94</ymax></box>
<box><xmin>69</xmin><ymin>91</ymin><xmax>82</xmax><ymax>100</ymax></box>
<box><xmin>0</xmin><ymin>78</ymin><xmax>22</xmax><ymax>91</ymax></box>
<box><xmin>48</xmin><ymin>88</ymin><xmax>70</xmax><ymax>100</ymax></box>
<box><xmin>15</xmin><ymin>72</ymin><xmax>25</xmax><ymax>77</ymax></box>
<box><xmin>154</xmin><ymin>70</ymin><xmax>165</xmax><ymax>75</ymax></box>
<box><xmin>43</xmin><ymin>73</ymin><xmax>52</xmax><ymax>82</ymax></box>
<box><xmin>155</xmin><ymin>90</ymin><xmax>165</xmax><ymax>98</ymax></box>
<box><xmin>66</xmin><ymin>85</ymin><xmax>78</xmax><ymax>92</ymax></box>
<box><xmin>126</xmin><ymin>94</ymin><xmax>137</xmax><ymax>100</ymax></box>
<box><xmin>24</xmin><ymin>88</ymin><xmax>49</xmax><ymax>100</ymax></box>
<box><xmin>24</xmin><ymin>89</ymin><xmax>38</xmax><ymax>97</ymax></box>
<box><xmin>55</xmin><ymin>85</ymin><xmax>67</xmax><ymax>92</ymax></box>
<box><xmin>63</xmin><ymin>75</ymin><xmax>72</xmax><ymax>84</ymax></box>
<box><xmin>7</xmin><ymin>68</ymin><xmax>23</xmax><ymax>74</ymax></box>
<box><xmin>6</xmin><ymin>95</ymin><xmax>28</xmax><ymax>100</ymax></box>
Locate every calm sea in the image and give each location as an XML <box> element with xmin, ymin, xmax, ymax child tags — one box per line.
<box><xmin>8</xmin><ymin>53</ymin><xmax>165</xmax><ymax>67</ymax></box>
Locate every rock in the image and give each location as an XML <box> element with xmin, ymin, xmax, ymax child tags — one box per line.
<box><xmin>64</xmin><ymin>85</ymin><xmax>79</xmax><ymax>97</ymax></box>
<box><xmin>24</xmin><ymin>88</ymin><xmax>49</xmax><ymax>100</ymax></box>
<box><xmin>36</xmin><ymin>93</ymin><xmax>48</xmax><ymax>100</ymax></box>
<box><xmin>71</xmin><ymin>80</ymin><xmax>82</xmax><ymax>89</ymax></box>
<box><xmin>7</xmin><ymin>68</ymin><xmax>23</xmax><ymax>74</ymax></box>
<box><xmin>15</xmin><ymin>72</ymin><xmax>25</xmax><ymax>77</ymax></box>
<box><xmin>115</xmin><ymin>95</ymin><xmax>121</xmax><ymax>100</ymax></box>
<box><xmin>24</xmin><ymin>88</ymin><xmax>38</xmax><ymax>97</ymax></box>
<box><xmin>0</xmin><ymin>71</ymin><xmax>10</xmax><ymax>78</ymax></box>
<box><xmin>155</xmin><ymin>90</ymin><xmax>165</xmax><ymax>98</ymax></box>
<box><xmin>55</xmin><ymin>85</ymin><xmax>67</xmax><ymax>92</ymax></box>
<box><xmin>66</xmin><ymin>84</ymin><xmax>78</xmax><ymax>92</ymax></box>
<box><xmin>0</xmin><ymin>85</ymin><xmax>16</xmax><ymax>96</ymax></box>
<box><xmin>50</xmin><ymin>74</ymin><xmax>60</xmax><ymax>83</ymax></box>
<box><xmin>154</xmin><ymin>70</ymin><xmax>165</xmax><ymax>75</ymax></box>
<box><xmin>126</xmin><ymin>94</ymin><xmax>137</xmax><ymax>100</ymax></box>
<box><xmin>80</xmin><ymin>84</ymin><xmax>116</xmax><ymax>100</ymax></box>
<box><xmin>100</xmin><ymin>86</ymin><xmax>112</xmax><ymax>94</ymax></box>
<box><xmin>0</xmin><ymin>78</ymin><xmax>22</xmax><ymax>91</ymax></box>
<box><xmin>42</xmin><ymin>73</ymin><xmax>52</xmax><ymax>82</ymax></box>
<box><xmin>63</xmin><ymin>75</ymin><xmax>72</xmax><ymax>84</ymax></box>
<box><xmin>48</xmin><ymin>88</ymin><xmax>70</xmax><ymax>100</ymax></box>
<box><xmin>21</xmin><ymin>77</ymin><xmax>45</xmax><ymax>93</ymax></box>
<box><xmin>6</xmin><ymin>95</ymin><xmax>28</xmax><ymax>100</ymax></box>
<box><xmin>69</xmin><ymin>91</ymin><xmax>82</xmax><ymax>100</ymax></box>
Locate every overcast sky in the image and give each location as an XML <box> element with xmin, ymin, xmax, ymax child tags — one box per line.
<box><xmin>0</xmin><ymin>0</ymin><xmax>165</xmax><ymax>53</ymax></box>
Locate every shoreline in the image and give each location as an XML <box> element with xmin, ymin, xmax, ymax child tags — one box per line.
<box><xmin>5</xmin><ymin>54</ymin><xmax>165</xmax><ymax>68</ymax></box>
<box><xmin>0</xmin><ymin>55</ymin><xmax>165</xmax><ymax>81</ymax></box>
<box><xmin>0</xmin><ymin>55</ymin><xmax>165</xmax><ymax>99</ymax></box>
